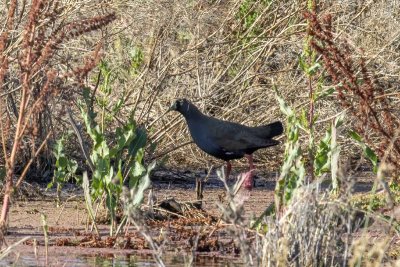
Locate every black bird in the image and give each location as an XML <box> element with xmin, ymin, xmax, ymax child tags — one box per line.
<box><xmin>169</xmin><ymin>99</ymin><xmax>283</xmax><ymax>189</ymax></box>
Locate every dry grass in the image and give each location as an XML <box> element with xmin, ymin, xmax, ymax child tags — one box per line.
<box><xmin>259</xmin><ymin>183</ymin><xmax>399</xmax><ymax>266</ymax></box>
<box><xmin>87</xmin><ymin>0</ymin><xmax>400</xmax><ymax>171</ymax></box>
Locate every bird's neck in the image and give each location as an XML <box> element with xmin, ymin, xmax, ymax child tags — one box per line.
<box><xmin>181</xmin><ymin>104</ymin><xmax>206</xmax><ymax>122</ymax></box>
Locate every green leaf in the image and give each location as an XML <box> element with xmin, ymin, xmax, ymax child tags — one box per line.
<box><xmin>250</xmin><ymin>202</ymin><xmax>275</xmax><ymax>230</ymax></box>
<box><xmin>131</xmin><ymin>161</ymin><xmax>156</xmax><ymax>207</ymax></box>
<box><xmin>82</xmin><ymin>88</ymin><xmax>91</xmax><ymax>104</ymax></box>
<box><xmin>334</xmin><ymin>112</ymin><xmax>345</xmax><ymax>128</ymax></box>
<box><xmin>298</xmin><ymin>54</ymin><xmax>308</xmax><ymax>72</ymax></box>
<box><xmin>349</xmin><ymin>130</ymin><xmax>379</xmax><ymax>174</ymax></box>
<box><xmin>112</xmin><ymin>98</ymin><xmax>123</xmax><ymax>114</ymax></box>
<box><xmin>307</xmin><ymin>62</ymin><xmax>321</xmax><ymax>75</ymax></box>
<box><xmin>68</xmin><ymin>160</ymin><xmax>78</xmax><ymax>174</ymax></box>
<box><xmin>299</xmin><ymin>109</ymin><xmax>308</xmax><ymax>129</ymax></box>
<box><xmin>47</xmin><ymin>182</ymin><xmax>54</xmax><ymax>189</ymax></box>
<box><xmin>128</xmin><ymin>127</ymin><xmax>147</xmax><ymax>157</ymax></box>
<box><xmin>82</xmin><ymin>172</ymin><xmax>99</xmax><ymax>235</ymax></box>
<box><xmin>274</xmin><ymin>87</ymin><xmax>293</xmax><ymax>117</ymax></box>
<box><xmin>106</xmin><ymin>193</ymin><xmax>116</xmax><ymax>220</ymax></box>
<box><xmin>365</xmin><ymin>146</ymin><xmax>378</xmax><ymax>173</ymax></box>
<box><xmin>57</xmin><ymin>157</ymin><xmax>68</xmax><ymax>169</ymax></box>
<box><xmin>148</xmin><ymin>142</ymin><xmax>157</xmax><ymax>155</ymax></box>
<box><xmin>116</xmin><ymin>168</ymin><xmax>123</xmax><ymax>186</ymax></box>
<box><xmin>133</xmin><ymin>161</ymin><xmax>146</xmax><ymax>178</ymax></box>
<box><xmin>365</xmin><ymin>147</ymin><xmax>377</xmax><ymax>162</ymax></box>
<box><xmin>349</xmin><ymin>130</ymin><xmax>362</xmax><ymax>142</ymax></box>
<box><xmin>105</xmin><ymin>167</ymin><xmax>114</xmax><ymax>184</ymax></box>
<box><xmin>315</xmin><ymin>87</ymin><xmax>334</xmax><ymax>101</ymax></box>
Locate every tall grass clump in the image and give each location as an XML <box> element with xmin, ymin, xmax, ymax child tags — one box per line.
<box><xmin>260</xmin><ymin>178</ymin><xmax>398</xmax><ymax>266</ymax></box>
<box><xmin>0</xmin><ymin>0</ymin><xmax>115</xmax><ymax>241</ymax></box>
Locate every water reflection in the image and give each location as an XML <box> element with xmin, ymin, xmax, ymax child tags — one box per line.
<box><xmin>2</xmin><ymin>252</ymin><xmax>242</xmax><ymax>266</ymax></box>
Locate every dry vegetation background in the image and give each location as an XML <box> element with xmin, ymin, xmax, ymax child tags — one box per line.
<box><xmin>111</xmin><ymin>0</ymin><xmax>400</xmax><ymax>171</ymax></box>
<box><xmin>1</xmin><ymin>0</ymin><xmax>400</xmax><ymax>175</ymax></box>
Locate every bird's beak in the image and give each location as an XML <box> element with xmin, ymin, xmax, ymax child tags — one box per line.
<box><xmin>168</xmin><ymin>101</ymin><xmax>177</xmax><ymax>112</ymax></box>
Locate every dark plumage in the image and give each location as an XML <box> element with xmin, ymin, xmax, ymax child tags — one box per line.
<box><xmin>170</xmin><ymin>98</ymin><xmax>283</xmax><ymax>189</ymax></box>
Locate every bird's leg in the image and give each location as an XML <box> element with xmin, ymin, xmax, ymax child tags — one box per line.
<box><xmin>243</xmin><ymin>154</ymin><xmax>255</xmax><ymax>190</ymax></box>
<box><xmin>225</xmin><ymin>161</ymin><xmax>232</xmax><ymax>179</ymax></box>
<box><xmin>246</xmin><ymin>154</ymin><xmax>254</xmax><ymax>171</ymax></box>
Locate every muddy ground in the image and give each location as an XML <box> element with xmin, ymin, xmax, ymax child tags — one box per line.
<box><xmin>1</xmin><ymin>169</ymin><xmax>379</xmax><ymax>266</ymax></box>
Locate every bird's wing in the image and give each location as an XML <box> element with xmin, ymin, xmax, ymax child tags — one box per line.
<box><xmin>206</xmin><ymin>119</ymin><xmax>277</xmax><ymax>152</ymax></box>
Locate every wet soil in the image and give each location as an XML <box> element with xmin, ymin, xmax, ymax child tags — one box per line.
<box><xmin>1</xmin><ymin>170</ymin><xmax>378</xmax><ymax>266</ymax></box>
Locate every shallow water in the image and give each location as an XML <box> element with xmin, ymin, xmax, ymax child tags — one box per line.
<box><xmin>2</xmin><ymin>252</ymin><xmax>243</xmax><ymax>267</ymax></box>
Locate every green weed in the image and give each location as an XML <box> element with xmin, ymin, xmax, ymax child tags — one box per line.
<box><xmin>78</xmin><ymin>93</ymin><xmax>148</xmax><ymax>234</ymax></box>
<box><xmin>48</xmin><ymin>135</ymin><xmax>79</xmax><ymax>206</ymax></box>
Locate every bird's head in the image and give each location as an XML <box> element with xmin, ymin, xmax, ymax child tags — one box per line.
<box><xmin>169</xmin><ymin>98</ymin><xmax>191</xmax><ymax>114</ymax></box>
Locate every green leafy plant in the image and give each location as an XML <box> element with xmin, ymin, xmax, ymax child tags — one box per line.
<box><xmin>314</xmin><ymin>114</ymin><xmax>344</xmax><ymax>175</ymax></box>
<box><xmin>95</xmin><ymin>52</ymin><xmax>144</xmax><ymax>129</ymax></box>
<box><xmin>273</xmin><ymin>17</ymin><xmax>344</xmax><ymax>212</ymax></box>
<box><xmin>61</xmin><ymin>50</ymin><xmax>151</xmax><ymax>236</ymax></box>
<box><xmin>274</xmin><ymin>88</ymin><xmax>305</xmax><ymax>212</ymax></box>
<box><xmin>129</xmin><ymin>46</ymin><xmax>144</xmax><ymax>76</ymax></box>
<box><xmin>97</xmin><ymin>61</ymin><xmax>117</xmax><ymax>129</ymax></box>
<box><xmin>79</xmin><ymin>96</ymin><xmax>149</xmax><ymax>235</ymax></box>
<box><xmin>48</xmin><ymin>136</ymin><xmax>78</xmax><ymax>206</ymax></box>
<box><xmin>273</xmin><ymin>9</ymin><xmax>328</xmax><ymax>211</ymax></box>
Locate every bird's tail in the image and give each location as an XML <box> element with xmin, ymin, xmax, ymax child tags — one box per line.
<box><xmin>263</xmin><ymin>121</ymin><xmax>284</xmax><ymax>138</ymax></box>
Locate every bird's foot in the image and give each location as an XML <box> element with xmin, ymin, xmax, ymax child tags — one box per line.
<box><xmin>242</xmin><ymin>169</ymin><xmax>255</xmax><ymax>190</ymax></box>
